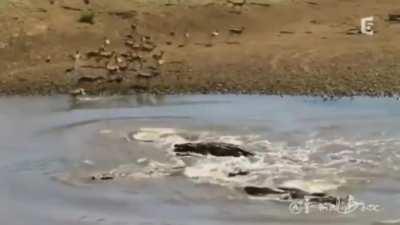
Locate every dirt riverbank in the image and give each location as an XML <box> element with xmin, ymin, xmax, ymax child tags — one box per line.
<box><xmin>1</xmin><ymin>0</ymin><xmax>400</xmax><ymax>96</ymax></box>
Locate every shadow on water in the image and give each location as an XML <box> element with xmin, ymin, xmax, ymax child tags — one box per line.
<box><xmin>67</xmin><ymin>93</ymin><xmax>232</xmax><ymax>110</ymax></box>
<box><xmin>39</xmin><ymin>116</ymin><xmax>192</xmax><ymax>134</ymax></box>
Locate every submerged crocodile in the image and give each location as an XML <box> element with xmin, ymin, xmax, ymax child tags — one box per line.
<box><xmin>174</xmin><ymin>142</ymin><xmax>255</xmax><ymax>157</ymax></box>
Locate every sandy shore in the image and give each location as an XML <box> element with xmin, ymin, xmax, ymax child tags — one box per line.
<box><xmin>1</xmin><ymin>0</ymin><xmax>400</xmax><ymax>96</ymax></box>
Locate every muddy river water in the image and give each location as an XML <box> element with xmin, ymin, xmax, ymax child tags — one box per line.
<box><xmin>1</xmin><ymin>95</ymin><xmax>400</xmax><ymax>225</ymax></box>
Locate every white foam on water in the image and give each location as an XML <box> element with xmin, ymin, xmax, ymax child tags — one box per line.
<box><xmin>129</xmin><ymin>127</ymin><xmax>197</xmax><ymax>151</ymax></box>
<box><xmin>183</xmin><ymin>155</ymin><xmax>268</xmax><ymax>186</ymax></box>
<box><xmin>75</xmin><ymin>96</ymin><xmax>105</xmax><ymax>102</ymax></box>
<box><xmin>102</xmin><ymin>159</ymin><xmax>185</xmax><ymax>179</ymax></box>
<box><xmin>98</xmin><ymin>129</ymin><xmax>113</xmax><ymax>135</ymax></box>
<box><xmin>127</xmin><ymin>160</ymin><xmax>185</xmax><ymax>179</ymax></box>
<box><xmin>82</xmin><ymin>160</ymin><xmax>95</xmax><ymax>166</ymax></box>
<box><xmin>279</xmin><ymin>179</ymin><xmax>345</xmax><ymax>193</ymax></box>
<box><xmin>158</xmin><ymin>134</ymin><xmax>188</xmax><ymax>148</ymax></box>
<box><xmin>136</xmin><ymin>158</ymin><xmax>148</xmax><ymax>164</ymax></box>
<box><xmin>374</xmin><ymin>218</ymin><xmax>400</xmax><ymax>225</ymax></box>
<box><xmin>85</xmin><ymin>127</ymin><xmax>400</xmax><ymax>198</ymax></box>
<box><xmin>131</xmin><ymin>128</ymin><xmax>179</xmax><ymax>142</ymax></box>
<box><xmin>217</xmin><ymin>136</ymin><xmax>245</xmax><ymax>146</ymax></box>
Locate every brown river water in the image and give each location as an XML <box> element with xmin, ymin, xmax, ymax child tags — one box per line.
<box><xmin>0</xmin><ymin>95</ymin><xmax>400</xmax><ymax>225</ymax></box>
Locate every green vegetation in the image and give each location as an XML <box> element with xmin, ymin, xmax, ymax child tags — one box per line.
<box><xmin>78</xmin><ymin>10</ymin><xmax>95</xmax><ymax>24</ymax></box>
<box><xmin>0</xmin><ymin>0</ymin><xmax>9</xmax><ymax>9</ymax></box>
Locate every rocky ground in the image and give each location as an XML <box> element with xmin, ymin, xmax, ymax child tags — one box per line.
<box><xmin>1</xmin><ymin>0</ymin><xmax>400</xmax><ymax>96</ymax></box>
